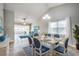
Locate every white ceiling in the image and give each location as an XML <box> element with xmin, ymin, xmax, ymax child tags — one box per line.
<box><xmin>4</xmin><ymin>3</ymin><xmax>63</xmax><ymax>23</ymax></box>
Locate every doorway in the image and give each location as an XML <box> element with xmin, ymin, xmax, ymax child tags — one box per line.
<box><xmin>14</xmin><ymin>23</ymin><xmax>32</xmax><ymax>55</ymax></box>
<box><xmin>14</xmin><ymin>23</ymin><xmax>31</xmax><ymax>37</ymax></box>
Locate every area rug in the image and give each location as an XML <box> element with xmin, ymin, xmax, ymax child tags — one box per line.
<box><xmin>23</xmin><ymin>46</ymin><xmax>33</xmax><ymax>56</ymax></box>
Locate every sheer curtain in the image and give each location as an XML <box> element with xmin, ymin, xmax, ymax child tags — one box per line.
<box><xmin>48</xmin><ymin>17</ymin><xmax>70</xmax><ymax>38</ymax></box>
<box><xmin>48</xmin><ymin>17</ymin><xmax>76</xmax><ymax>47</ymax></box>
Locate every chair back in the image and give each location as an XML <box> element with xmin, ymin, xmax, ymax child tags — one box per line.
<box><xmin>48</xmin><ymin>34</ymin><xmax>51</xmax><ymax>37</ymax></box>
<box><xmin>54</xmin><ymin>34</ymin><xmax>60</xmax><ymax>38</ymax></box>
<box><xmin>0</xmin><ymin>35</ymin><xmax>6</xmax><ymax>42</ymax></box>
<box><xmin>34</xmin><ymin>33</ymin><xmax>39</xmax><ymax>36</ymax></box>
<box><xmin>28</xmin><ymin>37</ymin><xmax>33</xmax><ymax>45</ymax></box>
<box><xmin>33</xmin><ymin>38</ymin><xmax>40</xmax><ymax>48</ymax></box>
<box><xmin>64</xmin><ymin>38</ymin><xmax>69</xmax><ymax>49</ymax></box>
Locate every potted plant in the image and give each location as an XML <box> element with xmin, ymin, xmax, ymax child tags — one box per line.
<box><xmin>73</xmin><ymin>25</ymin><xmax>79</xmax><ymax>50</ymax></box>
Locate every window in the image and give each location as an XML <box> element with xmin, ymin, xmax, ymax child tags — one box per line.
<box><xmin>48</xmin><ymin>22</ymin><xmax>58</xmax><ymax>34</ymax></box>
<box><xmin>48</xmin><ymin>19</ymin><xmax>68</xmax><ymax>36</ymax></box>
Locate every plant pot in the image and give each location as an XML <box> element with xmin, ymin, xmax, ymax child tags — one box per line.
<box><xmin>76</xmin><ymin>43</ymin><xmax>79</xmax><ymax>50</ymax></box>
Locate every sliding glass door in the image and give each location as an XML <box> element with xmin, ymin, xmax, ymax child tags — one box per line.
<box><xmin>14</xmin><ymin>24</ymin><xmax>31</xmax><ymax>36</ymax></box>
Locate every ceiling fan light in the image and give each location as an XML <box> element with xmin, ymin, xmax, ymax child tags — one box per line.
<box><xmin>42</xmin><ymin>14</ymin><xmax>51</xmax><ymax>20</ymax></box>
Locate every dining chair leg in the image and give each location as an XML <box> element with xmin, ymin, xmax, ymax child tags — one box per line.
<box><xmin>49</xmin><ymin>50</ymin><xmax>52</xmax><ymax>56</ymax></box>
<box><xmin>53</xmin><ymin>51</ymin><xmax>55</xmax><ymax>56</ymax></box>
<box><xmin>33</xmin><ymin>48</ymin><xmax>36</xmax><ymax>56</ymax></box>
<box><xmin>49</xmin><ymin>51</ymin><xmax>51</xmax><ymax>56</ymax></box>
<box><xmin>66</xmin><ymin>51</ymin><xmax>68</xmax><ymax>56</ymax></box>
<box><xmin>31</xmin><ymin>48</ymin><xmax>33</xmax><ymax>56</ymax></box>
<box><xmin>34</xmin><ymin>52</ymin><xmax>36</xmax><ymax>56</ymax></box>
<box><xmin>52</xmin><ymin>50</ymin><xmax>55</xmax><ymax>56</ymax></box>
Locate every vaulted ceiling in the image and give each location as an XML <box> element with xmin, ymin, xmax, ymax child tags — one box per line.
<box><xmin>4</xmin><ymin>3</ymin><xmax>63</xmax><ymax>23</ymax></box>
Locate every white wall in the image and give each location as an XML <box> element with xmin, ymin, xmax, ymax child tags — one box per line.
<box><xmin>39</xmin><ymin>19</ymin><xmax>48</xmax><ymax>33</ymax></box>
<box><xmin>0</xmin><ymin>3</ymin><xmax>4</xmax><ymax>19</ymax></box>
<box><xmin>4</xmin><ymin>10</ymin><xmax>14</xmax><ymax>42</ymax></box>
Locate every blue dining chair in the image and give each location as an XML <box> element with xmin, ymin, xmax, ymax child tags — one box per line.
<box><xmin>54</xmin><ymin>34</ymin><xmax>60</xmax><ymax>38</ymax></box>
<box><xmin>28</xmin><ymin>37</ymin><xmax>33</xmax><ymax>46</ymax></box>
<box><xmin>27</xmin><ymin>36</ymin><xmax>35</xmax><ymax>56</ymax></box>
<box><xmin>48</xmin><ymin>34</ymin><xmax>51</xmax><ymax>37</ymax></box>
<box><xmin>54</xmin><ymin>34</ymin><xmax>61</xmax><ymax>41</ymax></box>
<box><xmin>34</xmin><ymin>33</ymin><xmax>39</xmax><ymax>36</ymax></box>
<box><xmin>53</xmin><ymin>38</ymin><xmax>69</xmax><ymax>55</ymax></box>
<box><xmin>0</xmin><ymin>35</ymin><xmax>6</xmax><ymax>42</ymax></box>
<box><xmin>33</xmin><ymin>38</ymin><xmax>50</xmax><ymax>56</ymax></box>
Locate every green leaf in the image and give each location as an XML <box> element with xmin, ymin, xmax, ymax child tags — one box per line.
<box><xmin>73</xmin><ymin>25</ymin><xmax>79</xmax><ymax>42</ymax></box>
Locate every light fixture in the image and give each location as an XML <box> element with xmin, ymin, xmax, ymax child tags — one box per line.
<box><xmin>42</xmin><ymin>14</ymin><xmax>51</xmax><ymax>20</ymax></box>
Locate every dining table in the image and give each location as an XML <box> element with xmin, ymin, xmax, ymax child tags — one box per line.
<box><xmin>33</xmin><ymin>36</ymin><xmax>65</xmax><ymax>55</ymax></box>
<box><xmin>34</xmin><ymin>35</ymin><xmax>65</xmax><ymax>45</ymax></box>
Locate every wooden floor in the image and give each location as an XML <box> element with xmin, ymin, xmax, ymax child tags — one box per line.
<box><xmin>8</xmin><ymin>37</ymin><xmax>29</xmax><ymax>56</ymax></box>
<box><xmin>8</xmin><ymin>37</ymin><xmax>79</xmax><ymax>56</ymax></box>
